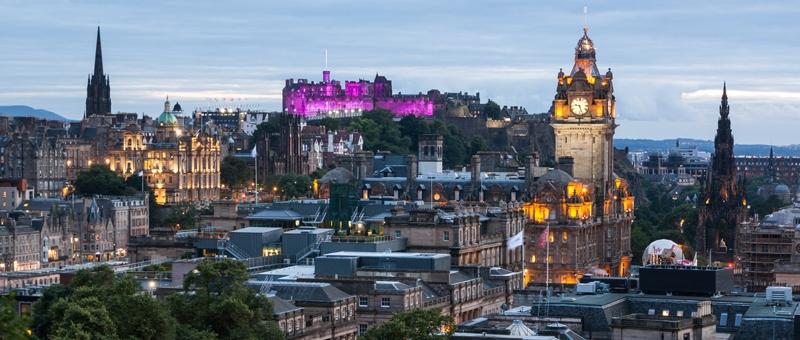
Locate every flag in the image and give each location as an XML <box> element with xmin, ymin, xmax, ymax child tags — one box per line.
<box><xmin>537</xmin><ymin>225</ymin><xmax>549</xmax><ymax>248</ymax></box>
<box><xmin>138</xmin><ymin>171</ymin><xmax>144</xmax><ymax>177</ymax></box>
<box><xmin>251</xmin><ymin>147</ymin><xmax>257</xmax><ymax>158</ymax></box>
<box><xmin>507</xmin><ymin>231</ymin><xmax>523</xmax><ymax>250</ymax></box>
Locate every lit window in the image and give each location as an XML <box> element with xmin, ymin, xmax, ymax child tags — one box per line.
<box><xmin>562</xmin><ymin>231</ymin><xmax>568</xmax><ymax>242</ymax></box>
<box><xmin>548</xmin><ymin>231</ymin><xmax>554</xmax><ymax>243</ymax></box>
<box><xmin>530</xmin><ymin>255</ymin><xmax>536</xmax><ymax>263</ymax></box>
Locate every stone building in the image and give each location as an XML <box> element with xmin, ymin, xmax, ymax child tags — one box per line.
<box><xmin>0</xmin><ymin>213</ymin><xmax>41</xmax><ymax>271</ymax></box>
<box><xmin>697</xmin><ymin>85</ymin><xmax>747</xmax><ymax>255</ymax></box>
<box><xmin>523</xmin><ymin>26</ymin><xmax>634</xmax><ymax>285</ymax></box>
<box><xmin>79</xmin><ymin>195</ymin><xmax>148</xmax><ymax>261</ymax></box>
<box><xmin>0</xmin><ymin>133</ymin><xmax>67</xmax><ymax>198</ymax></box>
<box><xmin>383</xmin><ymin>202</ymin><xmax>526</xmax><ymax>271</ymax></box>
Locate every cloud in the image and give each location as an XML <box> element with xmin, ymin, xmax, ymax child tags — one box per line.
<box><xmin>681</xmin><ymin>89</ymin><xmax>800</xmax><ymax>102</ymax></box>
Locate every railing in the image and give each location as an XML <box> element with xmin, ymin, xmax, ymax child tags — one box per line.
<box><xmin>330</xmin><ymin>235</ymin><xmax>393</xmax><ymax>243</ymax></box>
<box><xmin>422</xmin><ymin>295</ymin><xmax>450</xmax><ymax>307</ymax></box>
<box><xmin>484</xmin><ymin>286</ymin><xmax>505</xmax><ymax>297</ymax></box>
<box><xmin>126</xmin><ymin>271</ymin><xmax>172</xmax><ymax>280</ymax></box>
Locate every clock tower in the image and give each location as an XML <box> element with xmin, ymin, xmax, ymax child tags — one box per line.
<box><xmin>551</xmin><ymin>27</ymin><xmax>616</xmax><ymax>193</ymax></box>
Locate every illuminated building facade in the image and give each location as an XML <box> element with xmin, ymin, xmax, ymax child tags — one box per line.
<box><xmin>283</xmin><ymin>71</ymin><xmax>434</xmax><ymax>117</ymax></box>
<box><xmin>523</xmin><ymin>27</ymin><xmax>634</xmax><ymax>285</ymax></box>
<box><xmin>143</xmin><ymin>100</ymin><xmax>221</xmax><ymax>204</ymax></box>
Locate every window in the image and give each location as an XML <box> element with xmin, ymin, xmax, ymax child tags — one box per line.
<box><xmin>359</xmin><ymin>296</ymin><xmax>368</xmax><ymax>307</ymax></box>
<box><xmin>734</xmin><ymin>313</ymin><xmax>742</xmax><ymax>327</ymax></box>
<box><xmin>381</xmin><ymin>297</ymin><xmax>390</xmax><ymax>308</ymax></box>
<box><xmin>359</xmin><ymin>324</ymin><xmax>368</xmax><ymax>335</ymax></box>
<box><xmin>548</xmin><ymin>231</ymin><xmax>554</xmax><ymax>243</ymax></box>
<box><xmin>719</xmin><ymin>313</ymin><xmax>728</xmax><ymax>326</ymax></box>
<box><xmin>562</xmin><ymin>231</ymin><xmax>568</xmax><ymax>242</ymax></box>
<box><xmin>443</xmin><ymin>231</ymin><xmax>449</xmax><ymax>241</ymax></box>
<box><xmin>395</xmin><ymin>230</ymin><xmax>401</xmax><ymax>238</ymax></box>
<box><xmin>530</xmin><ymin>255</ymin><xmax>536</xmax><ymax>263</ymax></box>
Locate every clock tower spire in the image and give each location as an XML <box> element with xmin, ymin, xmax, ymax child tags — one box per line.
<box><xmin>551</xmin><ymin>27</ymin><xmax>616</xmax><ymax>193</ymax></box>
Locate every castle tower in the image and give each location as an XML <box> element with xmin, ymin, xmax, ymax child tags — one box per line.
<box><xmin>418</xmin><ymin>134</ymin><xmax>443</xmax><ymax>175</ymax></box>
<box><xmin>85</xmin><ymin>27</ymin><xmax>111</xmax><ymax>118</ymax></box>
<box><xmin>696</xmin><ymin>84</ymin><xmax>747</xmax><ymax>253</ymax></box>
<box><xmin>551</xmin><ymin>27</ymin><xmax>616</xmax><ymax>193</ymax></box>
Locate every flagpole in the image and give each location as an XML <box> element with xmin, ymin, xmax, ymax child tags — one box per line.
<box><xmin>254</xmin><ymin>146</ymin><xmax>259</xmax><ymax>205</ymax></box>
<box><xmin>546</xmin><ymin>222</ymin><xmax>550</xmax><ymax>296</ymax></box>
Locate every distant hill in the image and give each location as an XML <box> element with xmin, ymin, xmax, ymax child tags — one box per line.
<box><xmin>615</xmin><ymin>138</ymin><xmax>800</xmax><ymax>157</ymax></box>
<box><xmin>0</xmin><ymin>105</ymin><xmax>71</xmax><ymax>121</ymax></box>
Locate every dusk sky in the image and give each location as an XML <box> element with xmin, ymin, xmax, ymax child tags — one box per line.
<box><xmin>1</xmin><ymin>0</ymin><xmax>798</xmax><ymax>144</ymax></box>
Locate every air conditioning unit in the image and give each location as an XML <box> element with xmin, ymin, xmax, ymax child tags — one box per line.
<box><xmin>766</xmin><ymin>286</ymin><xmax>792</xmax><ymax>304</ymax></box>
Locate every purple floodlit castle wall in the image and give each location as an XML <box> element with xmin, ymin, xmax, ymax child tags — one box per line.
<box><xmin>282</xmin><ymin>71</ymin><xmax>434</xmax><ymax>117</ymax></box>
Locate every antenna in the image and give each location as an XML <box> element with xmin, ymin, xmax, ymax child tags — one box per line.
<box><xmin>583</xmin><ymin>3</ymin><xmax>588</xmax><ymax>31</ymax></box>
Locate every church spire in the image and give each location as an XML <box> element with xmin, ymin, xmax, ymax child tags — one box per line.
<box><xmin>720</xmin><ymin>82</ymin><xmax>729</xmax><ymax>118</ymax></box>
<box><xmin>86</xmin><ymin>27</ymin><xmax>111</xmax><ymax>117</ymax></box>
<box><xmin>94</xmin><ymin>26</ymin><xmax>104</xmax><ymax>78</ymax></box>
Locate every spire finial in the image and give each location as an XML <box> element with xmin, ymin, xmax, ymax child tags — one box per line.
<box><xmin>94</xmin><ymin>26</ymin><xmax>104</xmax><ymax>77</ymax></box>
<box><xmin>324</xmin><ymin>49</ymin><xmax>328</xmax><ymax>69</ymax></box>
<box><xmin>722</xmin><ymin>82</ymin><xmax>727</xmax><ymax>99</ymax></box>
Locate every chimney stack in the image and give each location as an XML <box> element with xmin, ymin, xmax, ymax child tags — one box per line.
<box><xmin>471</xmin><ymin>155</ymin><xmax>481</xmax><ymax>185</ymax></box>
<box><xmin>407</xmin><ymin>155</ymin><xmax>418</xmax><ymax>184</ymax></box>
<box><xmin>557</xmin><ymin>156</ymin><xmax>574</xmax><ymax>177</ymax></box>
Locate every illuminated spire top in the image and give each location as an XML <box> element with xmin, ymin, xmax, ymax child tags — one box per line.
<box><xmin>571</xmin><ymin>27</ymin><xmax>599</xmax><ymax>77</ymax></box>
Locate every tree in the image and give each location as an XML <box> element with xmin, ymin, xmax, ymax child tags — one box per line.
<box><xmin>277</xmin><ymin>173</ymin><xmax>313</xmax><ymax>199</ymax></box>
<box><xmin>483</xmin><ymin>99</ymin><xmax>502</xmax><ymax>120</ymax></box>
<box><xmin>0</xmin><ymin>293</ymin><xmax>30</xmax><ymax>340</ymax></box>
<box><xmin>221</xmin><ymin>156</ymin><xmax>252</xmax><ymax>189</ymax></box>
<box><xmin>361</xmin><ymin>309</ymin><xmax>454</xmax><ymax>340</ymax></box>
<box><xmin>74</xmin><ymin>165</ymin><xmax>135</xmax><ymax>196</ymax></box>
<box><xmin>349</xmin><ymin>110</ymin><xmax>411</xmax><ymax>154</ymax></box>
<box><xmin>167</xmin><ymin>259</ymin><xmax>283</xmax><ymax>340</ymax></box>
<box><xmin>31</xmin><ymin>265</ymin><xmax>176</xmax><ymax>340</ymax></box>
<box><xmin>469</xmin><ymin>136</ymin><xmax>488</xmax><ymax>156</ymax></box>
<box><xmin>319</xmin><ymin>117</ymin><xmax>341</xmax><ymax>132</ymax></box>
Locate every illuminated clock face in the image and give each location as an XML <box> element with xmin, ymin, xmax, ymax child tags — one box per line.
<box><xmin>570</xmin><ymin>97</ymin><xmax>589</xmax><ymax>115</ymax></box>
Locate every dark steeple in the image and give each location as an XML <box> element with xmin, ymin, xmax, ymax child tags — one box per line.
<box><xmin>86</xmin><ymin>27</ymin><xmax>111</xmax><ymax>118</ymax></box>
<box><xmin>94</xmin><ymin>27</ymin><xmax>103</xmax><ymax>77</ymax></box>
<box><xmin>696</xmin><ymin>83</ymin><xmax>746</xmax><ymax>254</ymax></box>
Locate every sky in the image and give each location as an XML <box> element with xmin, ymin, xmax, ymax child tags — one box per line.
<box><xmin>1</xmin><ymin>0</ymin><xmax>799</xmax><ymax>144</ymax></box>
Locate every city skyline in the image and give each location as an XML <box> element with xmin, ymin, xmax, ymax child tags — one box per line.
<box><xmin>1</xmin><ymin>0</ymin><xmax>798</xmax><ymax>144</ymax></box>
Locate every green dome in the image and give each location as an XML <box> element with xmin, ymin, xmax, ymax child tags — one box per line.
<box><xmin>157</xmin><ymin>111</ymin><xmax>178</xmax><ymax>126</ymax></box>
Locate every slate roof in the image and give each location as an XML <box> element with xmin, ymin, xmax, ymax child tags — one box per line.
<box><xmin>268</xmin><ymin>296</ymin><xmax>303</xmax><ymax>315</ymax></box>
<box><xmin>267</xmin><ymin>282</ymin><xmax>352</xmax><ymax>303</ymax></box>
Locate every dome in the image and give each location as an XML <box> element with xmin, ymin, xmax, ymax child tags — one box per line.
<box><xmin>642</xmin><ymin>239</ymin><xmax>685</xmax><ymax>265</ymax></box>
<box><xmin>575</xmin><ymin>28</ymin><xmax>596</xmax><ymax>59</ymax></box>
<box><xmin>535</xmin><ymin>169</ymin><xmax>573</xmax><ymax>187</ymax></box>
<box><xmin>319</xmin><ymin>167</ymin><xmax>355</xmax><ymax>184</ymax></box>
<box><xmin>157</xmin><ymin>110</ymin><xmax>178</xmax><ymax>126</ymax></box>
<box><xmin>775</xmin><ymin>184</ymin><xmax>790</xmax><ymax>194</ymax></box>
<box><xmin>172</xmin><ymin>102</ymin><xmax>183</xmax><ymax>112</ymax></box>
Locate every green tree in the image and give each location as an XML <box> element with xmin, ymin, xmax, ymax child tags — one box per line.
<box><xmin>221</xmin><ymin>156</ymin><xmax>252</xmax><ymax>189</ymax></box>
<box><xmin>469</xmin><ymin>136</ymin><xmax>488</xmax><ymax>156</ymax></box>
<box><xmin>74</xmin><ymin>165</ymin><xmax>134</xmax><ymax>196</ymax></box>
<box><xmin>349</xmin><ymin>110</ymin><xmax>411</xmax><ymax>154</ymax></box>
<box><xmin>319</xmin><ymin>117</ymin><xmax>341</xmax><ymax>132</ymax></box>
<box><xmin>277</xmin><ymin>173</ymin><xmax>313</xmax><ymax>199</ymax></box>
<box><xmin>0</xmin><ymin>293</ymin><xmax>30</xmax><ymax>340</ymax></box>
<box><xmin>31</xmin><ymin>266</ymin><xmax>176</xmax><ymax>340</ymax></box>
<box><xmin>167</xmin><ymin>259</ymin><xmax>283</xmax><ymax>340</ymax></box>
<box><xmin>361</xmin><ymin>309</ymin><xmax>454</xmax><ymax>340</ymax></box>
<box><xmin>483</xmin><ymin>99</ymin><xmax>502</xmax><ymax>120</ymax></box>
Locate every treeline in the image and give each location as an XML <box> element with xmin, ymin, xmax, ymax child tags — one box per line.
<box><xmin>0</xmin><ymin>259</ymin><xmax>283</xmax><ymax>339</ymax></box>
